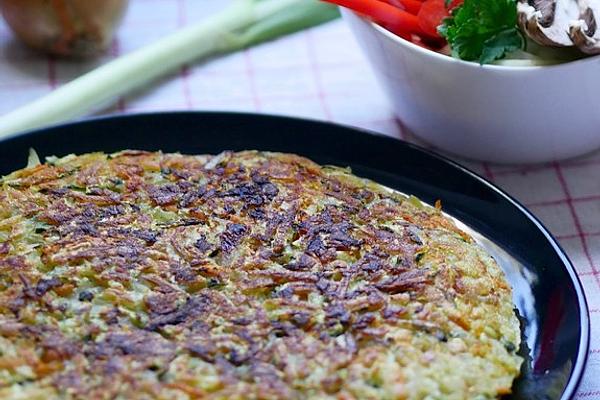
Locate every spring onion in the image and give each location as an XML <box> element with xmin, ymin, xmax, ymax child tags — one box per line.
<box><xmin>0</xmin><ymin>0</ymin><xmax>339</xmax><ymax>140</ymax></box>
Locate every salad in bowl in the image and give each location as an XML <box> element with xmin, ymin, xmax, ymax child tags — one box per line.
<box><xmin>325</xmin><ymin>0</ymin><xmax>598</xmax><ymax>65</ymax></box>
<box><xmin>326</xmin><ymin>0</ymin><xmax>600</xmax><ymax>163</ymax></box>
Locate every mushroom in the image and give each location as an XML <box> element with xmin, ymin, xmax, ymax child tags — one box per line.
<box><xmin>569</xmin><ymin>0</ymin><xmax>600</xmax><ymax>53</ymax></box>
<box><xmin>517</xmin><ymin>0</ymin><xmax>581</xmax><ymax>46</ymax></box>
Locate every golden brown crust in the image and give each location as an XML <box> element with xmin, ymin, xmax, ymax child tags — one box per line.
<box><xmin>0</xmin><ymin>151</ymin><xmax>522</xmax><ymax>399</ymax></box>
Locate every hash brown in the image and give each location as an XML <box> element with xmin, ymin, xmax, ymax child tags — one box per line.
<box><xmin>0</xmin><ymin>150</ymin><xmax>522</xmax><ymax>399</ymax></box>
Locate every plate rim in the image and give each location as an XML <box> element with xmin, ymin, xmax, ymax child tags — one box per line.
<box><xmin>0</xmin><ymin>111</ymin><xmax>591</xmax><ymax>399</ymax></box>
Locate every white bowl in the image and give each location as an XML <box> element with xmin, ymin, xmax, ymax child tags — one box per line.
<box><xmin>342</xmin><ymin>9</ymin><xmax>600</xmax><ymax>164</ymax></box>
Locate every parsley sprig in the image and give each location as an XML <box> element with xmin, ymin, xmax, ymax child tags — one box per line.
<box><xmin>439</xmin><ymin>0</ymin><xmax>524</xmax><ymax>64</ymax></box>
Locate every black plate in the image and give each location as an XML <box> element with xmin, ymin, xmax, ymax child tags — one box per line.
<box><xmin>0</xmin><ymin>112</ymin><xmax>590</xmax><ymax>399</ymax></box>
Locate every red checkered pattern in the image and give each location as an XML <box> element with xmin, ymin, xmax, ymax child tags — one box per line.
<box><xmin>0</xmin><ymin>0</ymin><xmax>598</xmax><ymax>395</ymax></box>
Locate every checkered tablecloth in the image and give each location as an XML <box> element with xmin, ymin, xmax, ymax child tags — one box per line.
<box><xmin>0</xmin><ymin>0</ymin><xmax>598</xmax><ymax>396</ymax></box>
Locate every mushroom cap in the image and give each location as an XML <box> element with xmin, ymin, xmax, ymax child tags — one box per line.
<box><xmin>569</xmin><ymin>0</ymin><xmax>600</xmax><ymax>54</ymax></box>
<box><xmin>517</xmin><ymin>0</ymin><xmax>580</xmax><ymax>47</ymax></box>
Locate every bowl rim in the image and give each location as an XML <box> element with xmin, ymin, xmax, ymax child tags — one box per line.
<box><xmin>347</xmin><ymin>10</ymin><xmax>600</xmax><ymax>71</ymax></box>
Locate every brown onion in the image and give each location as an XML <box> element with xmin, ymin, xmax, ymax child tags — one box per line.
<box><xmin>0</xmin><ymin>0</ymin><xmax>128</xmax><ymax>57</ymax></box>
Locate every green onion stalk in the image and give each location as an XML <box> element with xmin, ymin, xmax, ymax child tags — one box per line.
<box><xmin>0</xmin><ymin>0</ymin><xmax>339</xmax><ymax>139</ymax></box>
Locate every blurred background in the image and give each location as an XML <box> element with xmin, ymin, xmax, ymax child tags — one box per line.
<box><xmin>0</xmin><ymin>1</ymin><xmax>397</xmax><ymax>136</ymax></box>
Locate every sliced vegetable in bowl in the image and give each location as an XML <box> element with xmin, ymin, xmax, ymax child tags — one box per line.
<box><xmin>323</xmin><ymin>0</ymin><xmax>455</xmax><ymax>50</ymax></box>
<box><xmin>341</xmin><ymin>8</ymin><xmax>600</xmax><ymax>163</ymax></box>
<box><xmin>438</xmin><ymin>0</ymin><xmax>524</xmax><ymax>64</ymax></box>
<box><xmin>324</xmin><ymin>0</ymin><xmax>599</xmax><ymax>65</ymax></box>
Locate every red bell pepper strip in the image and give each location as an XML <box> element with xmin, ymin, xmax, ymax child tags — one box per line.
<box><xmin>322</xmin><ymin>0</ymin><xmax>430</xmax><ymax>37</ymax></box>
<box><xmin>379</xmin><ymin>0</ymin><xmax>423</xmax><ymax>14</ymax></box>
<box><xmin>447</xmin><ymin>0</ymin><xmax>464</xmax><ymax>9</ymax></box>
<box><xmin>417</xmin><ymin>0</ymin><xmax>449</xmax><ymax>38</ymax></box>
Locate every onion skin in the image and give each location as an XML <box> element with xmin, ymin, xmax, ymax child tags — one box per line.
<box><xmin>0</xmin><ymin>0</ymin><xmax>128</xmax><ymax>57</ymax></box>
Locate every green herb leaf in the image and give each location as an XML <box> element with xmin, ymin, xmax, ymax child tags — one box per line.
<box><xmin>439</xmin><ymin>0</ymin><xmax>523</xmax><ymax>64</ymax></box>
<box><xmin>480</xmin><ymin>27</ymin><xmax>523</xmax><ymax>64</ymax></box>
